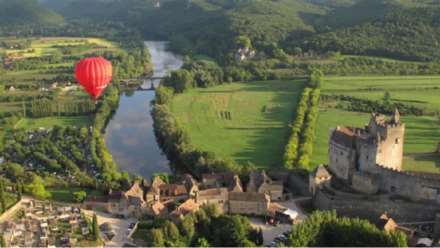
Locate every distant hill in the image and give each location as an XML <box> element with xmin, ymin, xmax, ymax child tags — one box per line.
<box><xmin>138</xmin><ymin>0</ymin><xmax>325</xmax><ymax>62</ymax></box>
<box><xmin>37</xmin><ymin>0</ymin><xmax>77</xmax><ymax>12</ymax></box>
<box><xmin>0</xmin><ymin>0</ymin><xmax>64</xmax><ymax>26</ymax></box>
<box><xmin>305</xmin><ymin>0</ymin><xmax>358</xmax><ymax>8</ymax></box>
<box><xmin>287</xmin><ymin>0</ymin><xmax>440</xmax><ymax>61</ymax></box>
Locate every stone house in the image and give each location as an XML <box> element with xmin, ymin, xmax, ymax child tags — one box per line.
<box><xmin>158</xmin><ymin>184</ymin><xmax>188</xmax><ymax>202</ymax></box>
<box><xmin>247</xmin><ymin>171</ymin><xmax>283</xmax><ymax>201</ymax></box>
<box><xmin>146</xmin><ymin>177</ymin><xmax>165</xmax><ymax>203</ymax></box>
<box><xmin>201</xmin><ymin>172</ymin><xmax>243</xmax><ymax>192</ymax></box>
<box><xmin>229</xmin><ymin>192</ymin><xmax>270</xmax><ymax>216</ymax></box>
<box><xmin>106</xmin><ymin>182</ymin><xmax>146</xmax><ymax>217</ymax></box>
<box><xmin>84</xmin><ymin>182</ymin><xmax>146</xmax><ymax>217</ymax></box>
<box><xmin>195</xmin><ymin>187</ymin><xmax>229</xmax><ymax>213</ymax></box>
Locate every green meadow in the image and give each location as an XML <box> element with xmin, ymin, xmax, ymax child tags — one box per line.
<box><xmin>170</xmin><ymin>80</ymin><xmax>305</xmax><ymax>168</ymax></box>
<box><xmin>15</xmin><ymin>116</ymin><xmax>92</xmax><ymax>130</ymax></box>
<box><xmin>323</xmin><ymin>75</ymin><xmax>440</xmax><ymax>113</ymax></box>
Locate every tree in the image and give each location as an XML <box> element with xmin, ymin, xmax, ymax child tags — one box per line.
<box><xmin>4</xmin><ymin>163</ymin><xmax>24</xmax><ymax>180</ymax></box>
<box><xmin>286</xmin><ymin>211</ymin><xmax>408</xmax><ymax>247</ymax></box>
<box><xmin>383</xmin><ymin>91</ymin><xmax>392</xmax><ymax>104</ymax></box>
<box><xmin>17</xmin><ymin>183</ymin><xmax>22</xmax><ymax>201</ymax></box>
<box><xmin>212</xmin><ymin>215</ymin><xmax>252</xmax><ymax>246</ymax></box>
<box><xmin>149</xmin><ymin>228</ymin><xmax>165</xmax><ymax>247</ymax></box>
<box><xmin>195</xmin><ymin>237</ymin><xmax>210</xmax><ymax>247</ymax></box>
<box><xmin>73</xmin><ymin>191</ymin><xmax>87</xmax><ymax>203</ymax></box>
<box><xmin>0</xmin><ymin>234</ymin><xmax>6</xmax><ymax>248</ymax></box>
<box><xmin>0</xmin><ymin>182</ymin><xmax>6</xmax><ymax>213</ymax></box>
<box><xmin>235</xmin><ymin>35</ymin><xmax>252</xmax><ymax>49</ymax></box>
<box><xmin>180</xmin><ymin>215</ymin><xmax>195</xmax><ymax>240</ymax></box>
<box><xmin>166</xmin><ymin>69</ymin><xmax>194</xmax><ymax>93</ymax></box>
<box><xmin>308</xmin><ymin>69</ymin><xmax>324</xmax><ymax>88</ymax></box>
<box><xmin>24</xmin><ymin>175</ymin><xmax>51</xmax><ymax>200</ymax></box>
<box><xmin>163</xmin><ymin>220</ymin><xmax>180</xmax><ymax>242</ymax></box>
<box><xmin>92</xmin><ymin>214</ymin><xmax>99</xmax><ymax>241</ymax></box>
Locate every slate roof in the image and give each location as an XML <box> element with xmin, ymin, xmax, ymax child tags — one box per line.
<box><xmin>330</xmin><ymin>127</ymin><xmax>356</xmax><ymax>148</ymax></box>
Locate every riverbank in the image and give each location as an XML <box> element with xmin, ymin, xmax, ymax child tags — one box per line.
<box><xmin>104</xmin><ymin>41</ymin><xmax>183</xmax><ymax>179</ymax></box>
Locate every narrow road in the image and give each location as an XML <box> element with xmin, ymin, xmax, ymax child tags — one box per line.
<box><xmin>250</xmin><ymin>198</ymin><xmax>309</xmax><ymax>246</ymax></box>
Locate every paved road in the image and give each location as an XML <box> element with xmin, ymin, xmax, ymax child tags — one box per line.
<box><xmin>82</xmin><ymin>210</ymin><xmax>136</xmax><ymax>247</ymax></box>
<box><xmin>250</xmin><ymin>199</ymin><xmax>309</xmax><ymax>246</ymax></box>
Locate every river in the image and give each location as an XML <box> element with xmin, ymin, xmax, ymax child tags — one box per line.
<box><xmin>104</xmin><ymin>41</ymin><xmax>183</xmax><ymax>179</ymax></box>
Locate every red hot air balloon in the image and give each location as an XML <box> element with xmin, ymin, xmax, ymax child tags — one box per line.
<box><xmin>75</xmin><ymin>57</ymin><xmax>112</xmax><ymax>101</ymax></box>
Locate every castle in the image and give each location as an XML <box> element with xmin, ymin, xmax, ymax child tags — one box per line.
<box><xmin>310</xmin><ymin>110</ymin><xmax>440</xmax><ymax>221</ymax></box>
<box><xmin>327</xmin><ymin>109</ymin><xmax>405</xmax><ymax>194</ymax></box>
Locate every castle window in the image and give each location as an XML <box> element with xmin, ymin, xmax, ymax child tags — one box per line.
<box><xmin>395</xmin><ymin>138</ymin><xmax>400</xmax><ymax>144</ymax></box>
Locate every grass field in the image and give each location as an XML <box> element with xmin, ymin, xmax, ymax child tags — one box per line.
<box><xmin>170</xmin><ymin>80</ymin><xmax>305</xmax><ymax>168</ymax></box>
<box><xmin>0</xmin><ymin>36</ymin><xmax>118</xmax><ymax>130</ymax></box>
<box><xmin>323</xmin><ymin>75</ymin><xmax>440</xmax><ymax>113</ymax></box>
<box><xmin>312</xmin><ymin>108</ymin><xmax>440</xmax><ymax>173</ymax></box>
<box><xmin>15</xmin><ymin>116</ymin><xmax>93</xmax><ymax>129</ymax></box>
<box><xmin>47</xmin><ymin>187</ymin><xmax>104</xmax><ymax>203</ymax></box>
<box><xmin>2</xmin><ymin>37</ymin><xmax>116</xmax><ymax>59</ymax></box>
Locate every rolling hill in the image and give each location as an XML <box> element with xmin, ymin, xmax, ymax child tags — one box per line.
<box><xmin>0</xmin><ymin>0</ymin><xmax>64</xmax><ymax>26</ymax></box>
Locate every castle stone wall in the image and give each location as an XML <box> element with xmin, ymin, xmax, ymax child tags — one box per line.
<box><xmin>328</xmin><ymin>141</ymin><xmax>355</xmax><ymax>181</ymax></box>
<box><xmin>375</xmin><ymin>166</ymin><xmax>440</xmax><ymax>202</ymax></box>
<box><xmin>314</xmin><ymin>190</ymin><xmax>439</xmax><ymax>222</ymax></box>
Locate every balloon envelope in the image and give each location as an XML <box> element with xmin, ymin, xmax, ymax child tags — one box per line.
<box><xmin>75</xmin><ymin>57</ymin><xmax>112</xmax><ymax>100</ymax></box>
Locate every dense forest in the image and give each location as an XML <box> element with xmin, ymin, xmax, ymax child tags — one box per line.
<box><xmin>3</xmin><ymin>0</ymin><xmax>440</xmax><ymax>65</ymax></box>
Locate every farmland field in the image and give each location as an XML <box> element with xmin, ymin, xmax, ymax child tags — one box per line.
<box><xmin>0</xmin><ymin>37</ymin><xmax>118</xmax><ymax>130</ymax></box>
<box><xmin>312</xmin><ymin>75</ymin><xmax>440</xmax><ymax>173</ymax></box>
<box><xmin>15</xmin><ymin>116</ymin><xmax>92</xmax><ymax>130</ymax></box>
<box><xmin>170</xmin><ymin>80</ymin><xmax>305</xmax><ymax>168</ymax></box>
<box><xmin>323</xmin><ymin>75</ymin><xmax>440</xmax><ymax>113</ymax></box>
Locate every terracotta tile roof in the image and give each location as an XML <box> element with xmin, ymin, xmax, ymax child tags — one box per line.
<box><xmin>171</xmin><ymin>199</ymin><xmax>200</xmax><ymax>217</ymax></box>
<box><xmin>229</xmin><ymin>192</ymin><xmax>270</xmax><ymax>202</ymax></box>
<box><xmin>151</xmin><ymin>201</ymin><xmax>167</xmax><ymax>216</ymax></box>
<box><xmin>125</xmin><ymin>182</ymin><xmax>145</xmax><ymax>200</ymax></box>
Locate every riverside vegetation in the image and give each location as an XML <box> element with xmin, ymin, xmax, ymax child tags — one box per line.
<box><xmin>0</xmin><ymin>25</ymin><xmax>152</xmax><ymax>201</ymax></box>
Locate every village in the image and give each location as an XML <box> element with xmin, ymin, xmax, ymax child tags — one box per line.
<box><xmin>2</xmin><ymin>111</ymin><xmax>440</xmax><ymax>247</ymax></box>
<box><xmin>0</xmin><ymin>170</ymin><xmax>305</xmax><ymax>247</ymax></box>
<box><xmin>1</xmin><ymin>200</ymin><xmax>96</xmax><ymax>247</ymax></box>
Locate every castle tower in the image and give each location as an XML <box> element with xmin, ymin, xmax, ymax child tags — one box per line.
<box><xmin>370</xmin><ymin>109</ymin><xmax>405</xmax><ymax>171</ymax></box>
<box><xmin>392</xmin><ymin>108</ymin><xmax>400</xmax><ymax>124</ymax></box>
